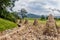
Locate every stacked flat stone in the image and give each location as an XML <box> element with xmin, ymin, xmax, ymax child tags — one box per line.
<box><xmin>19</xmin><ymin>19</ymin><xmax>22</xmax><ymax>23</ymax></box>
<box><xmin>57</xmin><ymin>27</ymin><xmax>60</xmax><ymax>34</ymax></box>
<box><xmin>24</xmin><ymin>19</ymin><xmax>28</xmax><ymax>24</ymax></box>
<box><xmin>16</xmin><ymin>20</ymin><xmax>20</xmax><ymax>24</ymax></box>
<box><xmin>33</xmin><ymin>19</ymin><xmax>38</xmax><ymax>26</ymax></box>
<box><xmin>44</xmin><ymin>14</ymin><xmax>58</xmax><ymax>37</ymax></box>
<box><xmin>17</xmin><ymin>19</ymin><xmax>22</xmax><ymax>27</ymax></box>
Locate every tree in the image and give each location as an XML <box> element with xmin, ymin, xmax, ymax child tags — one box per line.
<box><xmin>20</xmin><ymin>8</ymin><xmax>27</xmax><ymax>19</ymax></box>
<box><xmin>0</xmin><ymin>0</ymin><xmax>17</xmax><ymax>17</ymax></box>
<box><xmin>0</xmin><ymin>0</ymin><xmax>19</xmax><ymax>22</ymax></box>
<box><xmin>0</xmin><ymin>0</ymin><xmax>11</xmax><ymax>13</ymax></box>
<box><xmin>41</xmin><ymin>15</ymin><xmax>45</xmax><ymax>20</ymax></box>
<box><xmin>0</xmin><ymin>0</ymin><xmax>11</xmax><ymax>18</ymax></box>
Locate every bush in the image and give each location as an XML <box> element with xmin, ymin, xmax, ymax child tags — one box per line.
<box><xmin>0</xmin><ymin>11</ymin><xmax>20</xmax><ymax>22</ymax></box>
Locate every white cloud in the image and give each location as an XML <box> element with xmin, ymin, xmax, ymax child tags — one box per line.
<box><xmin>12</xmin><ymin>0</ymin><xmax>60</xmax><ymax>16</ymax></box>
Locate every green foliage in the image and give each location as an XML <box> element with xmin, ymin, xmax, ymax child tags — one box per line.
<box><xmin>5</xmin><ymin>13</ymin><xmax>16</xmax><ymax>22</ymax></box>
<box><xmin>0</xmin><ymin>0</ymin><xmax>11</xmax><ymax>6</ymax></box>
<box><xmin>54</xmin><ymin>17</ymin><xmax>60</xmax><ymax>21</ymax></box>
<box><xmin>0</xmin><ymin>0</ymin><xmax>19</xmax><ymax>22</ymax></box>
<box><xmin>0</xmin><ymin>0</ymin><xmax>11</xmax><ymax>13</ymax></box>
<box><xmin>11</xmin><ymin>12</ymin><xmax>20</xmax><ymax>19</ymax></box>
<box><xmin>6</xmin><ymin>12</ymin><xmax>20</xmax><ymax>22</ymax></box>
<box><xmin>0</xmin><ymin>11</ymin><xmax>19</xmax><ymax>22</ymax></box>
<box><xmin>0</xmin><ymin>18</ymin><xmax>17</xmax><ymax>31</ymax></box>
<box><xmin>20</xmin><ymin>8</ymin><xmax>27</xmax><ymax>19</ymax></box>
<box><xmin>40</xmin><ymin>15</ymin><xmax>45</xmax><ymax>20</ymax></box>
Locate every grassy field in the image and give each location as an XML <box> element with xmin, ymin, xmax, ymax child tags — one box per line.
<box><xmin>56</xmin><ymin>20</ymin><xmax>60</xmax><ymax>26</ymax></box>
<box><xmin>0</xmin><ymin>17</ymin><xmax>60</xmax><ymax>31</ymax></box>
<box><xmin>29</xmin><ymin>20</ymin><xmax>60</xmax><ymax>26</ymax></box>
<box><xmin>0</xmin><ymin>18</ymin><xmax>17</xmax><ymax>31</ymax></box>
<box><xmin>25</xmin><ymin>18</ymin><xmax>60</xmax><ymax>26</ymax></box>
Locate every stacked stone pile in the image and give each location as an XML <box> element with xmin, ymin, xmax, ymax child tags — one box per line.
<box><xmin>0</xmin><ymin>14</ymin><xmax>60</xmax><ymax>40</ymax></box>
<box><xmin>24</xmin><ymin>19</ymin><xmax>28</xmax><ymax>24</ymax></box>
<box><xmin>57</xmin><ymin>27</ymin><xmax>60</xmax><ymax>34</ymax></box>
<box><xmin>33</xmin><ymin>19</ymin><xmax>38</xmax><ymax>26</ymax></box>
<box><xmin>0</xmin><ymin>26</ymin><xmax>58</xmax><ymax>40</ymax></box>
<box><xmin>43</xmin><ymin>14</ymin><xmax>58</xmax><ymax>37</ymax></box>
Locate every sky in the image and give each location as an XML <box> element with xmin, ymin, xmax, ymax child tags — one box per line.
<box><xmin>12</xmin><ymin>0</ymin><xmax>60</xmax><ymax>16</ymax></box>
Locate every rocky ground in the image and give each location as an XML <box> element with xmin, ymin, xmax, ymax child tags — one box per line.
<box><xmin>0</xmin><ymin>14</ymin><xmax>60</xmax><ymax>40</ymax></box>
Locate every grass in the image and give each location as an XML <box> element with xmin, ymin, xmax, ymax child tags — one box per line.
<box><xmin>0</xmin><ymin>17</ymin><xmax>59</xmax><ymax>31</ymax></box>
<box><xmin>24</xmin><ymin>18</ymin><xmax>60</xmax><ymax>26</ymax></box>
<box><xmin>0</xmin><ymin>18</ymin><xmax>17</xmax><ymax>31</ymax></box>
<box><xmin>56</xmin><ymin>20</ymin><xmax>60</xmax><ymax>26</ymax></box>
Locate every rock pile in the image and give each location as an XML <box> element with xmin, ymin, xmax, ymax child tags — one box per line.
<box><xmin>33</xmin><ymin>19</ymin><xmax>38</xmax><ymax>26</ymax></box>
<box><xmin>24</xmin><ymin>19</ymin><xmax>28</xmax><ymax>24</ymax></box>
<box><xmin>19</xmin><ymin>19</ymin><xmax>22</xmax><ymax>23</ymax></box>
<box><xmin>17</xmin><ymin>19</ymin><xmax>23</xmax><ymax>27</ymax></box>
<box><xmin>44</xmin><ymin>14</ymin><xmax>58</xmax><ymax>37</ymax></box>
<box><xmin>0</xmin><ymin>14</ymin><xmax>60</xmax><ymax>40</ymax></box>
<box><xmin>57</xmin><ymin>27</ymin><xmax>60</xmax><ymax>34</ymax></box>
<box><xmin>0</xmin><ymin>25</ymin><xmax>58</xmax><ymax>40</ymax></box>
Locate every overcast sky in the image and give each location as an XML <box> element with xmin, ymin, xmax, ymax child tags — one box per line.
<box><xmin>12</xmin><ymin>0</ymin><xmax>60</xmax><ymax>16</ymax></box>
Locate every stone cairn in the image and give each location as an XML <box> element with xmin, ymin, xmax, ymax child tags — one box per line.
<box><xmin>17</xmin><ymin>19</ymin><xmax>22</xmax><ymax>27</ymax></box>
<box><xmin>19</xmin><ymin>19</ymin><xmax>22</xmax><ymax>23</ymax></box>
<box><xmin>33</xmin><ymin>19</ymin><xmax>38</xmax><ymax>26</ymax></box>
<box><xmin>57</xmin><ymin>27</ymin><xmax>60</xmax><ymax>34</ymax></box>
<box><xmin>24</xmin><ymin>19</ymin><xmax>28</xmax><ymax>24</ymax></box>
<box><xmin>43</xmin><ymin>14</ymin><xmax>58</xmax><ymax>37</ymax></box>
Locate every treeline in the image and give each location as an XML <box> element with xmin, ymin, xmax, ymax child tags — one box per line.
<box><xmin>0</xmin><ymin>10</ymin><xmax>20</xmax><ymax>22</ymax></box>
<box><xmin>0</xmin><ymin>0</ymin><xmax>20</xmax><ymax>22</ymax></box>
<box><xmin>40</xmin><ymin>15</ymin><xmax>60</xmax><ymax>20</ymax></box>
